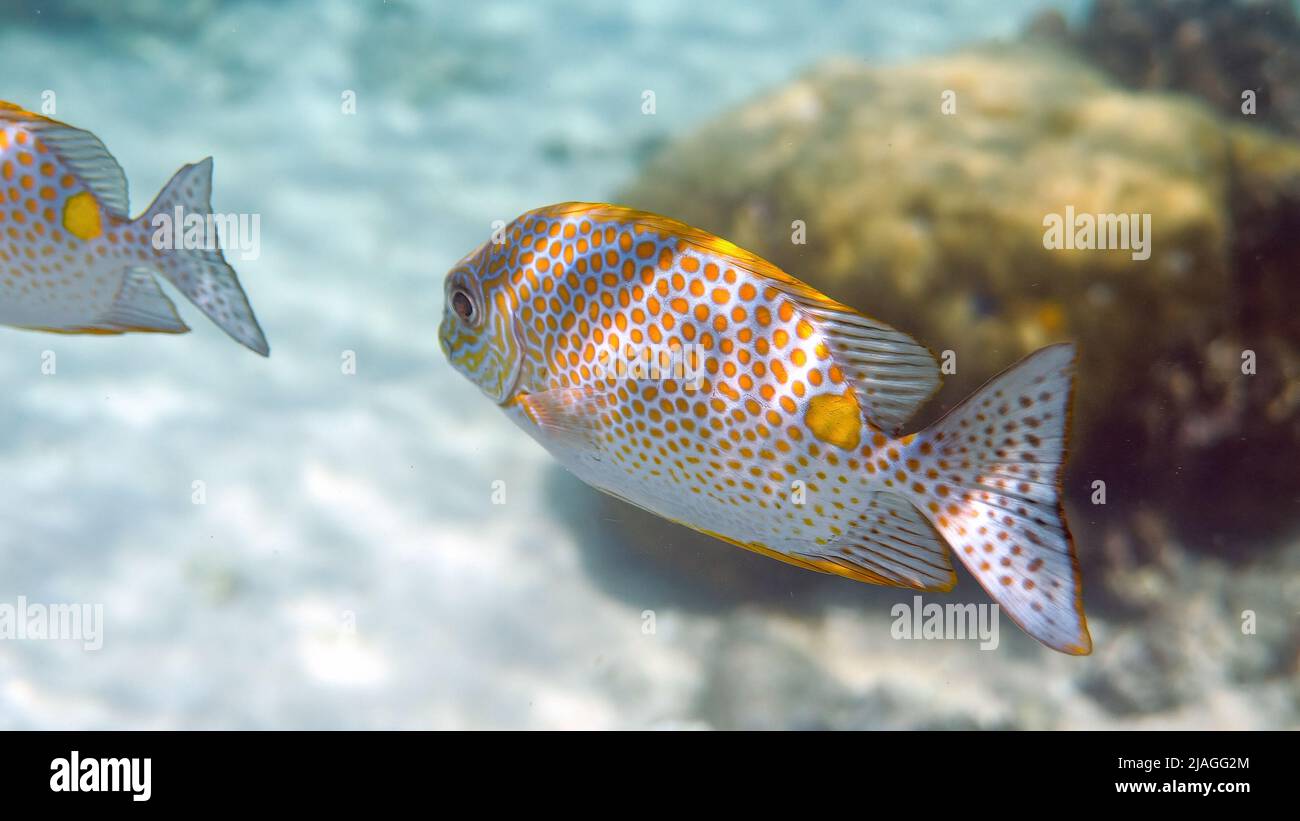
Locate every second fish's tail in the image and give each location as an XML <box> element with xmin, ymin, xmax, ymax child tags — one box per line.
<box><xmin>136</xmin><ymin>158</ymin><xmax>269</xmax><ymax>356</ymax></box>
<box><xmin>900</xmin><ymin>343</ymin><xmax>1090</xmax><ymax>655</ymax></box>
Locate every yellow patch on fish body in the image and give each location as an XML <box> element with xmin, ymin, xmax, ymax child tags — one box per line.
<box><xmin>62</xmin><ymin>191</ymin><xmax>103</xmax><ymax>240</ymax></box>
<box><xmin>440</xmin><ymin>202</ymin><xmax>1094</xmax><ymax>655</ymax></box>
<box><xmin>804</xmin><ymin>391</ymin><xmax>862</xmax><ymax>451</ymax></box>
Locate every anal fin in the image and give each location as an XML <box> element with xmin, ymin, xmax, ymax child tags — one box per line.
<box><xmin>793</xmin><ymin>490</ymin><xmax>956</xmax><ymax>591</ymax></box>
<box><xmin>93</xmin><ymin>267</ymin><xmax>190</xmax><ymax>334</ymax></box>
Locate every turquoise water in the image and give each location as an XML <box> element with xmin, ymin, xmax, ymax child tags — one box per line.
<box><xmin>1</xmin><ymin>0</ymin><xmax>1293</xmax><ymax>730</ymax></box>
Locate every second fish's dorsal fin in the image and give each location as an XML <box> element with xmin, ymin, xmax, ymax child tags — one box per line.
<box><xmin>782</xmin><ymin>292</ymin><xmax>942</xmax><ymax>435</ymax></box>
<box><xmin>737</xmin><ymin>260</ymin><xmax>941</xmax><ymax>434</ymax></box>
<box><xmin>18</xmin><ymin>113</ymin><xmax>131</xmax><ymax>218</ymax></box>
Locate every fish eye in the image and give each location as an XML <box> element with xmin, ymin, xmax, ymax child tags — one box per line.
<box><xmin>451</xmin><ymin>289</ymin><xmax>475</xmax><ymax>323</ymax></box>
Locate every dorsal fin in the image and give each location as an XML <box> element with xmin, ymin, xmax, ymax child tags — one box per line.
<box><xmin>776</xmin><ymin>289</ymin><xmax>941</xmax><ymax>434</ymax></box>
<box><xmin>1</xmin><ymin>103</ymin><xmax>130</xmax><ymax>218</ymax></box>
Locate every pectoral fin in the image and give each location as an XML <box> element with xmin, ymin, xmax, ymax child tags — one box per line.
<box><xmin>516</xmin><ymin>385</ymin><xmax>613</xmax><ymax>455</ymax></box>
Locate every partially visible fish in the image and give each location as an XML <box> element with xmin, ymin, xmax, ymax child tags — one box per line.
<box><xmin>440</xmin><ymin>202</ymin><xmax>1090</xmax><ymax>655</ymax></box>
<box><xmin>0</xmin><ymin>101</ymin><xmax>268</xmax><ymax>355</ymax></box>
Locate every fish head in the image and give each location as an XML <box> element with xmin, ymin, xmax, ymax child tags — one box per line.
<box><xmin>438</xmin><ymin>240</ymin><xmax>524</xmax><ymax>404</ymax></box>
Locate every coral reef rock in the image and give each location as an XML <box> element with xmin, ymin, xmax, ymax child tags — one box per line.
<box><xmin>1029</xmin><ymin>0</ymin><xmax>1300</xmax><ymax>140</ymax></box>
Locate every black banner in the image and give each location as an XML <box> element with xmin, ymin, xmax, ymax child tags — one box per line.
<box><xmin>1</xmin><ymin>730</ymin><xmax>1286</xmax><ymax>808</ymax></box>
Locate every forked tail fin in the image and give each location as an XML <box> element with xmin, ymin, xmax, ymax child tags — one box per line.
<box><xmin>903</xmin><ymin>344</ymin><xmax>1090</xmax><ymax>654</ymax></box>
<box><xmin>137</xmin><ymin>158</ymin><xmax>269</xmax><ymax>356</ymax></box>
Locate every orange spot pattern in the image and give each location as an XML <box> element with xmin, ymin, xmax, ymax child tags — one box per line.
<box><xmin>453</xmin><ymin>204</ymin><xmax>921</xmax><ymax>550</ymax></box>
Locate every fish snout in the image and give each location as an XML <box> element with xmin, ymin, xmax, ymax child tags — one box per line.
<box><xmin>437</xmin><ymin>317</ymin><xmax>455</xmax><ymax>360</ymax></box>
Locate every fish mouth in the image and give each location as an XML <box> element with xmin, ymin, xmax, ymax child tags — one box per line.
<box><xmin>437</xmin><ymin>312</ymin><xmax>457</xmax><ymax>359</ymax></box>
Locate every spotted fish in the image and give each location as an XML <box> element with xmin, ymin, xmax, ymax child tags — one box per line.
<box><xmin>0</xmin><ymin>101</ymin><xmax>268</xmax><ymax>355</ymax></box>
<box><xmin>440</xmin><ymin>203</ymin><xmax>1090</xmax><ymax>655</ymax></box>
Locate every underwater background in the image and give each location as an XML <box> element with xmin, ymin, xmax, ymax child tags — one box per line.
<box><xmin>1</xmin><ymin>0</ymin><xmax>1297</xmax><ymax>729</ymax></box>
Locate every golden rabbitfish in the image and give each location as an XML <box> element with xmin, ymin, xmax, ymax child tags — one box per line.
<box><xmin>440</xmin><ymin>202</ymin><xmax>1090</xmax><ymax>654</ymax></box>
<box><xmin>0</xmin><ymin>101</ymin><xmax>267</xmax><ymax>354</ymax></box>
